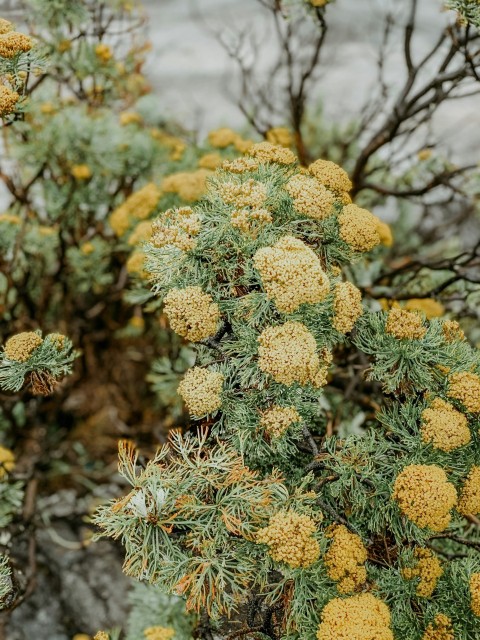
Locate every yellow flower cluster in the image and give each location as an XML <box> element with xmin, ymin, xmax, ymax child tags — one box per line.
<box><xmin>470</xmin><ymin>573</ymin><xmax>480</xmax><ymax>616</ymax></box>
<box><xmin>162</xmin><ymin>169</ymin><xmax>211</xmax><ymax>202</ymax></box>
<box><xmin>285</xmin><ymin>174</ymin><xmax>335</xmax><ymax>220</ymax></box>
<box><xmin>253</xmin><ymin>236</ymin><xmax>330</xmax><ymax>313</ymax></box>
<box><xmin>308</xmin><ymin>159</ymin><xmax>352</xmax><ymax>194</ymax></box>
<box><xmin>126</xmin><ymin>251</ymin><xmax>149</xmax><ymax>279</ymax></box>
<box><xmin>218</xmin><ymin>179</ymin><xmax>267</xmax><ymax>209</ymax></box>
<box><xmin>421</xmin><ymin>614</ymin><xmax>454</xmax><ymax>640</ymax></box>
<box><xmin>48</xmin><ymin>333</ymin><xmax>67</xmax><ymax>350</ymax></box>
<box><xmin>144</xmin><ymin>626</ymin><xmax>175</xmax><ymax>640</ymax></box>
<box><xmin>151</xmin><ymin>206</ymin><xmax>201</xmax><ymax>252</ymax></box>
<box><xmin>338</xmin><ymin>204</ymin><xmax>381</xmax><ymax>252</ymax></box>
<box><xmin>198</xmin><ymin>152</ymin><xmax>223</xmax><ymax>170</ymax></box>
<box><xmin>222</xmin><ymin>157</ymin><xmax>259</xmax><ymax>174</ymax></box>
<box><xmin>402</xmin><ymin>548</ymin><xmax>443</xmax><ymax>597</ymax></box>
<box><xmin>0</xmin><ymin>445</ymin><xmax>15</xmax><ymax>480</ymax></box>
<box><xmin>403</xmin><ymin>298</ymin><xmax>444</xmax><ymax>319</ymax></box>
<box><xmin>247</xmin><ymin>141</ymin><xmax>297</xmax><ymax>165</ymax></box>
<box><xmin>94</xmin><ymin>632</ymin><xmax>109</xmax><ymax>640</ymax></box>
<box><xmin>150</xmin><ymin>129</ymin><xmax>186</xmax><ymax>161</ymax></box>
<box><xmin>377</xmin><ymin>220</ymin><xmax>393</xmax><ymax>247</ymax></box>
<box><xmin>266</xmin><ymin>127</ymin><xmax>293</xmax><ymax>147</ymax></box>
<box><xmin>0</xmin><ymin>28</ymin><xmax>32</xmax><ymax>58</ymax></box>
<box><xmin>0</xmin><ymin>19</ymin><xmax>13</xmax><ymax>34</ymax></box>
<box><xmin>332</xmin><ymin>281</ymin><xmax>363</xmax><ymax>334</ymax></box>
<box><xmin>317</xmin><ymin>593</ymin><xmax>393</xmax><ymax>640</ymax></box>
<box><xmin>163</xmin><ymin>286</ymin><xmax>220</xmax><ymax>342</ymax></box>
<box><xmin>4</xmin><ymin>331</ymin><xmax>43</xmax><ymax>362</ymax></box>
<box><xmin>255</xmin><ymin>510</ymin><xmax>319</xmax><ymax>568</ymax></box>
<box><xmin>392</xmin><ymin>464</ymin><xmax>457</xmax><ymax>531</ymax></box>
<box><xmin>95</xmin><ymin>43</ymin><xmax>113</xmax><ymax>63</ymax></box>
<box><xmin>324</xmin><ymin>524</ymin><xmax>367</xmax><ymax>594</ymax></box>
<box><xmin>177</xmin><ymin>367</ymin><xmax>223</xmax><ymax>415</ymax></box>
<box><xmin>457</xmin><ymin>466</ymin><xmax>480</xmax><ymax>516</ymax></box>
<box><xmin>385</xmin><ymin>308</ymin><xmax>426</xmax><ymax>340</ymax></box>
<box><xmin>128</xmin><ymin>221</ymin><xmax>152</xmax><ymax>246</ymax></box>
<box><xmin>447</xmin><ymin>371</ymin><xmax>480</xmax><ymax>413</ymax></box>
<box><xmin>71</xmin><ymin>164</ymin><xmax>92</xmax><ymax>180</ymax></box>
<box><xmin>208</xmin><ymin>127</ymin><xmax>240</xmax><ymax>148</ymax></box>
<box><xmin>0</xmin><ymin>213</ymin><xmax>20</xmax><ymax>225</ymax></box>
<box><xmin>420</xmin><ymin>397</ymin><xmax>470</xmax><ymax>452</ymax></box>
<box><xmin>230</xmin><ymin>207</ymin><xmax>272</xmax><ymax>234</ymax></box>
<box><xmin>0</xmin><ymin>84</ymin><xmax>19</xmax><ymax>118</ymax></box>
<box><xmin>120</xmin><ymin>111</ymin><xmax>142</xmax><ymax>126</ymax></box>
<box><xmin>259</xmin><ymin>406</ymin><xmax>301</xmax><ymax>439</ymax></box>
<box><xmin>109</xmin><ymin>183</ymin><xmax>161</xmax><ymax>236</ymax></box>
<box><xmin>258</xmin><ymin>321</ymin><xmax>331</xmax><ymax>387</ymax></box>
<box><xmin>442</xmin><ymin>319</ymin><xmax>465</xmax><ymax>342</ymax></box>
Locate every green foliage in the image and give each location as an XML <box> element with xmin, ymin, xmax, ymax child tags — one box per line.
<box><xmin>0</xmin><ymin>555</ymin><xmax>12</xmax><ymax>607</ymax></box>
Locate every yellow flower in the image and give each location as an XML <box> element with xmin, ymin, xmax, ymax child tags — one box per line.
<box><xmin>266</xmin><ymin>127</ymin><xmax>293</xmax><ymax>148</ymax></box>
<box><xmin>420</xmin><ymin>397</ymin><xmax>470</xmax><ymax>452</ymax></box>
<box><xmin>95</xmin><ymin>43</ymin><xmax>113</xmax><ymax>63</ymax></box>
<box><xmin>0</xmin><ymin>446</ymin><xmax>15</xmax><ymax>480</ymax></box>
<box><xmin>129</xmin><ymin>316</ymin><xmax>145</xmax><ymax>331</ymax></box>
<box><xmin>286</xmin><ymin>173</ymin><xmax>335</xmax><ymax>220</ymax></box>
<box><xmin>0</xmin><ymin>31</ymin><xmax>33</xmax><ymax>58</ymax></box>
<box><xmin>258</xmin><ymin>321</ymin><xmax>331</xmax><ymax>387</ymax></box>
<box><xmin>457</xmin><ymin>466</ymin><xmax>480</xmax><ymax>516</ymax></box>
<box><xmin>402</xmin><ymin>548</ymin><xmax>443</xmax><ymax>597</ymax></box>
<box><xmin>4</xmin><ymin>332</ymin><xmax>43</xmax><ymax>362</ymax></box>
<box><xmin>317</xmin><ymin>593</ymin><xmax>393</xmax><ymax>640</ymax></box>
<box><xmin>120</xmin><ymin>111</ymin><xmax>142</xmax><ymax>126</ymax></box>
<box><xmin>470</xmin><ymin>573</ymin><xmax>480</xmax><ymax>616</ymax></box>
<box><xmin>71</xmin><ymin>164</ymin><xmax>92</xmax><ymax>180</ymax></box>
<box><xmin>218</xmin><ymin>179</ymin><xmax>267</xmax><ymax>209</ymax></box>
<box><xmin>403</xmin><ymin>298</ymin><xmax>444</xmax><ymax>319</ymax></box>
<box><xmin>442</xmin><ymin>320</ymin><xmax>465</xmax><ymax>342</ymax></box>
<box><xmin>332</xmin><ymin>281</ymin><xmax>363</xmax><ymax>334</ymax></box>
<box><xmin>421</xmin><ymin>614</ymin><xmax>454</xmax><ymax>640</ymax></box>
<box><xmin>177</xmin><ymin>367</ymin><xmax>223</xmax><ymax>415</ymax></box>
<box><xmin>376</xmin><ymin>220</ymin><xmax>393</xmax><ymax>247</ymax></box>
<box><xmin>128</xmin><ymin>221</ymin><xmax>152</xmax><ymax>246</ymax></box>
<box><xmin>248</xmin><ymin>141</ymin><xmax>297</xmax><ymax>165</ymax></box>
<box><xmin>338</xmin><ymin>204</ymin><xmax>381</xmax><ymax>252</ymax></box>
<box><xmin>162</xmin><ymin>170</ymin><xmax>210</xmax><ymax>202</ymax></box>
<box><xmin>0</xmin><ymin>213</ymin><xmax>21</xmax><ymax>225</ymax></box>
<box><xmin>80</xmin><ymin>242</ymin><xmax>95</xmax><ymax>255</ymax></box>
<box><xmin>385</xmin><ymin>308</ymin><xmax>426</xmax><ymax>340</ymax></box>
<box><xmin>208</xmin><ymin>127</ymin><xmax>241</xmax><ymax>148</ymax></box>
<box><xmin>256</xmin><ymin>510</ymin><xmax>319</xmax><ymax>568</ymax></box>
<box><xmin>198</xmin><ymin>152</ymin><xmax>223</xmax><ymax>170</ymax></box>
<box><xmin>392</xmin><ymin>464</ymin><xmax>457</xmax><ymax>532</ymax></box>
<box><xmin>163</xmin><ymin>286</ymin><xmax>220</xmax><ymax>342</ymax></box>
<box><xmin>418</xmin><ymin>148</ymin><xmax>432</xmax><ymax>161</ymax></box>
<box><xmin>447</xmin><ymin>371</ymin><xmax>480</xmax><ymax>413</ymax></box>
<box><xmin>259</xmin><ymin>406</ymin><xmax>301</xmax><ymax>439</ymax></box>
<box><xmin>0</xmin><ymin>19</ymin><xmax>13</xmax><ymax>35</ymax></box>
<box><xmin>144</xmin><ymin>627</ymin><xmax>175</xmax><ymax>640</ymax></box>
<box><xmin>126</xmin><ymin>251</ymin><xmax>149</xmax><ymax>279</ymax></box>
<box><xmin>324</xmin><ymin>524</ymin><xmax>367</xmax><ymax>594</ymax></box>
<box><xmin>230</xmin><ymin>208</ymin><xmax>272</xmax><ymax>234</ymax></box>
<box><xmin>40</xmin><ymin>102</ymin><xmax>57</xmax><ymax>115</ymax></box>
<box><xmin>57</xmin><ymin>39</ymin><xmax>72</xmax><ymax>53</ymax></box>
<box><xmin>0</xmin><ymin>85</ymin><xmax>19</xmax><ymax>118</ymax></box>
<box><xmin>254</xmin><ymin>236</ymin><xmax>330</xmax><ymax>313</ymax></box>
<box><xmin>222</xmin><ymin>157</ymin><xmax>259</xmax><ymax>174</ymax></box>
<box><xmin>308</xmin><ymin>159</ymin><xmax>352</xmax><ymax>193</ymax></box>
<box><xmin>151</xmin><ymin>206</ymin><xmax>201</xmax><ymax>252</ymax></box>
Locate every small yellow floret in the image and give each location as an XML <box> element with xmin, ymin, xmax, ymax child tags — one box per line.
<box><xmin>4</xmin><ymin>332</ymin><xmax>43</xmax><ymax>362</ymax></box>
<box><xmin>222</xmin><ymin>157</ymin><xmax>259</xmax><ymax>174</ymax></box>
<box><xmin>248</xmin><ymin>141</ymin><xmax>297</xmax><ymax>165</ymax></box>
<box><xmin>126</xmin><ymin>251</ymin><xmax>149</xmax><ymax>279</ymax></box>
<box><xmin>403</xmin><ymin>298</ymin><xmax>444</xmax><ymax>319</ymax></box>
<box><xmin>317</xmin><ymin>593</ymin><xmax>393</xmax><ymax>640</ymax></box>
<box><xmin>266</xmin><ymin>127</ymin><xmax>293</xmax><ymax>148</ymax></box>
<box><xmin>385</xmin><ymin>308</ymin><xmax>426</xmax><ymax>340</ymax></box>
<box><xmin>164</xmin><ymin>286</ymin><xmax>220</xmax><ymax>342</ymax></box>
<box><xmin>470</xmin><ymin>573</ymin><xmax>480</xmax><ymax>616</ymax></box>
<box><xmin>151</xmin><ymin>206</ymin><xmax>201</xmax><ymax>252</ymax></box>
<box><xmin>144</xmin><ymin>626</ymin><xmax>175</xmax><ymax>640</ymax></box>
<box><xmin>258</xmin><ymin>321</ymin><xmax>331</xmax><ymax>387</ymax></box>
<box><xmin>0</xmin><ymin>19</ymin><xmax>13</xmax><ymax>35</ymax></box>
<box><xmin>95</xmin><ymin>43</ymin><xmax>112</xmax><ymax>63</ymax></box>
<box><xmin>259</xmin><ymin>406</ymin><xmax>301</xmax><ymax>439</ymax></box>
<box><xmin>178</xmin><ymin>367</ymin><xmax>223</xmax><ymax>415</ymax></box>
<box><xmin>442</xmin><ymin>320</ymin><xmax>465</xmax><ymax>342</ymax></box>
<box><xmin>447</xmin><ymin>371</ymin><xmax>480</xmax><ymax>413</ymax></box>
<box><xmin>218</xmin><ymin>179</ymin><xmax>267</xmax><ymax>209</ymax></box>
<box><xmin>198</xmin><ymin>152</ymin><xmax>223</xmax><ymax>170</ymax></box>
<box><xmin>338</xmin><ymin>204</ymin><xmax>381</xmax><ymax>252</ymax></box>
<box><xmin>402</xmin><ymin>548</ymin><xmax>443</xmax><ymax>597</ymax></box>
<box><xmin>324</xmin><ymin>524</ymin><xmax>367</xmax><ymax>594</ymax></box>
<box><xmin>0</xmin><ymin>446</ymin><xmax>15</xmax><ymax>480</ymax></box>
<box><xmin>230</xmin><ymin>208</ymin><xmax>272</xmax><ymax>234</ymax></box>
<box><xmin>0</xmin><ymin>31</ymin><xmax>32</xmax><ymax>58</ymax></box>
<box><xmin>128</xmin><ymin>221</ymin><xmax>152</xmax><ymax>246</ymax></box>
<box><xmin>286</xmin><ymin>174</ymin><xmax>335</xmax><ymax>220</ymax></box>
<box><xmin>392</xmin><ymin>464</ymin><xmax>457</xmax><ymax>532</ymax></box>
<box><xmin>254</xmin><ymin>236</ymin><xmax>330</xmax><ymax>313</ymax></box>
<box><xmin>208</xmin><ymin>127</ymin><xmax>240</xmax><ymax>148</ymax></box>
<box><xmin>71</xmin><ymin>164</ymin><xmax>92</xmax><ymax>180</ymax></box>
<box><xmin>308</xmin><ymin>159</ymin><xmax>352</xmax><ymax>193</ymax></box>
<box><xmin>255</xmin><ymin>510</ymin><xmax>319</xmax><ymax>568</ymax></box>
<box><xmin>421</xmin><ymin>397</ymin><xmax>470</xmax><ymax>452</ymax></box>
<box><xmin>421</xmin><ymin>614</ymin><xmax>454</xmax><ymax>640</ymax></box>
<box><xmin>120</xmin><ymin>111</ymin><xmax>142</xmax><ymax>126</ymax></box>
<box><xmin>376</xmin><ymin>220</ymin><xmax>393</xmax><ymax>247</ymax></box>
<box><xmin>162</xmin><ymin>169</ymin><xmax>210</xmax><ymax>202</ymax></box>
<box><xmin>94</xmin><ymin>633</ymin><xmax>109</xmax><ymax>640</ymax></box>
<box><xmin>457</xmin><ymin>466</ymin><xmax>480</xmax><ymax>516</ymax></box>
<box><xmin>332</xmin><ymin>281</ymin><xmax>363</xmax><ymax>334</ymax></box>
<box><xmin>0</xmin><ymin>84</ymin><xmax>19</xmax><ymax>117</ymax></box>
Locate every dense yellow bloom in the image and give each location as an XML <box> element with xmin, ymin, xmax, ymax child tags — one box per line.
<box><xmin>178</xmin><ymin>367</ymin><xmax>223</xmax><ymax>415</ymax></box>
<box><xmin>259</xmin><ymin>406</ymin><xmax>301</xmax><ymax>438</ymax></box>
<box><xmin>0</xmin><ymin>446</ymin><xmax>15</xmax><ymax>480</ymax></box>
<box><xmin>208</xmin><ymin>127</ymin><xmax>240</xmax><ymax>148</ymax></box>
<box><xmin>234</xmin><ymin>137</ymin><xmax>255</xmax><ymax>153</ymax></box>
<box><xmin>95</xmin><ymin>43</ymin><xmax>113</xmax><ymax>63</ymax></box>
<box><xmin>255</xmin><ymin>510</ymin><xmax>319</xmax><ymax>568</ymax></box>
<box><xmin>403</xmin><ymin>298</ymin><xmax>444</xmax><ymax>319</ymax></box>
<box><xmin>421</xmin><ymin>614</ymin><xmax>454</xmax><ymax>640</ymax></box>
<box><xmin>0</xmin><ymin>85</ymin><xmax>19</xmax><ymax>118</ymax></box>
<box><xmin>248</xmin><ymin>141</ymin><xmax>297</xmax><ymax>165</ymax></box>
<box><xmin>418</xmin><ymin>148</ymin><xmax>433</xmax><ymax>161</ymax></box>
<box><xmin>126</xmin><ymin>251</ymin><xmax>149</xmax><ymax>279</ymax></box>
<box><xmin>376</xmin><ymin>220</ymin><xmax>393</xmax><ymax>247</ymax></box>
<box><xmin>144</xmin><ymin>626</ymin><xmax>175</xmax><ymax>640</ymax></box>
<box><xmin>332</xmin><ymin>281</ymin><xmax>363</xmax><ymax>334</ymax></box>
<box><xmin>162</xmin><ymin>169</ymin><xmax>210</xmax><ymax>202</ymax></box>
<box><xmin>402</xmin><ymin>548</ymin><xmax>443</xmax><ymax>597</ymax></box>
<box><xmin>150</xmin><ymin>129</ymin><xmax>186</xmax><ymax>160</ymax></box>
<box><xmin>198</xmin><ymin>152</ymin><xmax>223</xmax><ymax>170</ymax></box>
<box><xmin>128</xmin><ymin>221</ymin><xmax>152</xmax><ymax>246</ymax></box>
<box><xmin>447</xmin><ymin>371</ymin><xmax>480</xmax><ymax>413</ymax></box>
<box><xmin>109</xmin><ymin>183</ymin><xmax>161</xmax><ymax>236</ymax></box>
<box><xmin>0</xmin><ymin>31</ymin><xmax>32</xmax><ymax>58</ymax></box>
<box><xmin>120</xmin><ymin>111</ymin><xmax>142</xmax><ymax>126</ymax></box>
<box><xmin>4</xmin><ymin>332</ymin><xmax>43</xmax><ymax>362</ymax></box>
<box><xmin>258</xmin><ymin>321</ymin><xmax>331</xmax><ymax>387</ymax></box>
<box><xmin>254</xmin><ymin>236</ymin><xmax>330</xmax><ymax>313</ymax></box>
<box><xmin>230</xmin><ymin>208</ymin><xmax>272</xmax><ymax>234</ymax></box>
<box><xmin>385</xmin><ymin>308</ymin><xmax>426</xmax><ymax>340</ymax></box>
<box><xmin>0</xmin><ymin>19</ymin><xmax>13</xmax><ymax>35</ymax></box>
<box><xmin>421</xmin><ymin>397</ymin><xmax>470</xmax><ymax>452</ymax></box>
<box><xmin>470</xmin><ymin>573</ymin><xmax>480</xmax><ymax>616</ymax></box>
<box><xmin>457</xmin><ymin>466</ymin><xmax>480</xmax><ymax>516</ymax></box>
<box><xmin>164</xmin><ymin>287</ymin><xmax>220</xmax><ymax>342</ymax></box>
<box><xmin>308</xmin><ymin>159</ymin><xmax>352</xmax><ymax>193</ymax></box>
<box><xmin>71</xmin><ymin>164</ymin><xmax>92</xmax><ymax>180</ymax></box>
<box><xmin>266</xmin><ymin>127</ymin><xmax>293</xmax><ymax>148</ymax></box>
<box><xmin>392</xmin><ymin>464</ymin><xmax>457</xmax><ymax>531</ymax></box>
<box><xmin>0</xmin><ymin>213</ymin><xmax>21</xmax><ymax>225</ymax></box>
<box><xmin>222</xmin><ymin>157</ymin><xmax>259</xmax><ymax>174</ymax></box>
<box><xmin>442</xmin><ymin>319</ymin><xmax>465</xmax><ymax>342</ymax></box>
<box><xmin>338</xmin><ymin>204</ymin><xmax>381</xmax><ymax>252</ymax></box>
<box><xmin>109</xmin><ymin>206</ymin><xmax>130</xmax><ymax>237</ymax></box>
<box><xmin>286</xmin><ymin>174</ymin><xmax>335</xmax><ymax>220</ymax></box>
<box><xmin>218</xmin><ymin>179</ymin><xmax>267</xmax><ymax>209</ymax></box>
<box><xmin>310</xmin><ymin>0</ymin><xmax>330</xmax><ymax>6</ymax></box>
<box><xmin>151</xmin><ymin>206</ymin><xmax>201</xmax><ymax>252</ymax></box>
<box><xmin>47</xmin><ymin>333</ymin><xmax>67</xmax><ymax>350</ymax></box>
<box><xmin>94</xmin><ymin>633</ymin><xmax>109</xmax><ymax>640</ymax></box>
<box><xmin>317</xmin><ymin>593</ymin><xmax>393</xmax><ymax>640</ymax></box>
<box><xmin>324</xmin><ymin>525</ymin><xmax>367</xmax><ymax>593</ymax></box>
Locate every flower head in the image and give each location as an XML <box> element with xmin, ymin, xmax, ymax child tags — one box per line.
<box><xmin>178</xmin><ymin>367</ymin><xmax>223</xmax><ymax>415</ymax></box>
<box><xmin>218</xmin><ymin>179</ymin><xmax>267</xmax><ymax>209</ymax></box>
<box><xmin>286</xmin><ymin>174</ymin><xmax>335</xmax><ymax>220</ymax></box>
<box><xmin>458</xmin><ymin>466</ymin><xmax>480</xmax><ymax>516</ymax></box>
<box><xmin>403</xmin><ymin>298</ymin><xmax>444</xmax><ymax>319</ymax></box>
<box><xmin>95</xmin><ymin>43</ymin><xmax>113</xmax><ymax>63</ymax></box>
<box><xmin>0</xmin><ymin>446</ymin><xmax>15</xmax><ymax>480</ymax></box>
<box><xmin>308</xmin><ymin>159</ymin><xmax>352</xmax><ymax>194</ymax></box>
<box><xmin>255</xmin><ymin>510</ymin><xmax>319</xmax><ymax>568</ymax></box>
<box><xmin>421</xmin><ymin>614</ymin><xmax>454</xmax><ymax>640</ymax></box>
<box><xmin>222</xmin><ymin>157</ymin><xmax>259</xmax><ymax>174</ymax></box>
<box><xmin>402</xmin><ymin>548</ymin><xmax>443</xmax><ymax>597</ymax></box>
<box><xmin>164</xmin><ymin>286</ymin><xmax>220</xmax><ymax>342</ymax></box>
<box><xmin>198</xmin><ymin>152</ymin><xmax>223</xmax><ymax>170</ymax></box>
<box><xmin>4</xmin><ymin>332</ymin><xmax>43</xmax><ymax>362</ymax></box>
<box><xmin>332</xmin><ymin>281</ymin><xmax>363</xmax><ymax>334</ymax></box>
<box><xmin>376</xmin><ymin>220</ymin><xmax>393</xmax><ymax>247</ymax></box>
<box><xmin>162</xmin><ymin>170</ymin><xmax>211</xmax><ymax>202</ymax></box>
<box><xmin>442</xmin><ymin>320</ymin><xmax>465</xmax><ymax>342</ymax></box>
<box><xmin>385</xmin><ymin>308</ymin><xmax>426</xmax><ymax>340</ymax></box>
<box><xmin>324</xmin><ymin>524</ymin><xmax>367</xmax><ymax>593</ymax></box>
<box><xmin>144</xmin><ymin>626</ymin><xmax>175</xmax><ymax>640</ymax></box>
<box><xmin>421</xmin><ymin>397</ymin><xmax>470</xmax><ymax>452</ymax></box>
<box><xmin>0</xmin><ymin>85</ymin><xmax>19</xmax><ymax>118</ymax></box>
<box><xmin>0</xmin><ymin>31</ymin><xmax>32</xmax><ymax>58</ymax></box>
<box><xmin>317</xmin><ymin>593</ymin><xmax>393</xmax><ymax>640</ymax></box>
<box><xmin>71</xmin><ymin>164</ymin><xmax>91</xmax><ymax>180</ymax></box>
<box><xmin>259</xmin><ymin>406</ymin><xmax>301</xmax><ymax>439</ymax></box>
<box><xmin>248</xmin><ymin>141</ymin><xmax>297</xmax><ymax>165</ymax></box>
<box><xmin>266</xmin><ymin>127</ymin><xmax>293</xmax><ymax>148</ymax></box>
<box><xmin>254</xmin><ymin>236</ymin><xmax>330</xmax><ymax>313</ymax></box>
<box><xmin>470</xmin><ymin>573</ymin><xmax>480</xmax><ymax>617</ymax></box>
<box><xmin>392</xmin><ymin>464</ymin><xmax>457</xmax><ymax>531</ymax></box>
<box><xmin>208</xmin><ymin>127</ymin><xmax>240</xmax><ymax>148</ymax></box>
<box><xmin>0</xmin><ymin>19</ymin><xmax>13</xmax><ymax>35</ymax></box>
<box><xmin>338</xmin><ymin>204</ymin><xmax>381</xmax><ymax>252</ymax></box>
<box><xmin>447</xmin><ymin>371</ymin><xmax>480</xmax><ymax>413</ymax></box>
<box><xmin>151</xmin><ymin>206</ymin><xmax>201</xmax><ymax>252</ymax></box>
